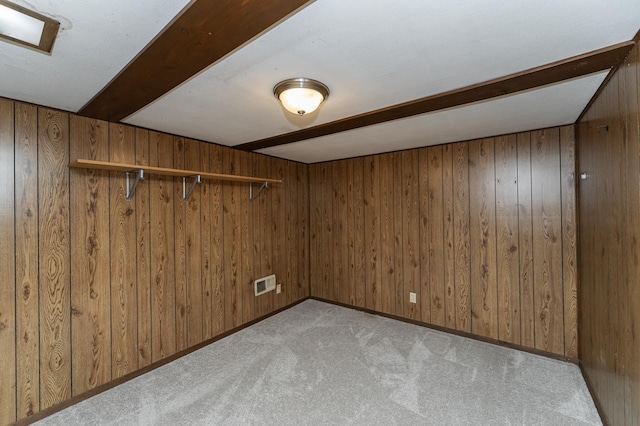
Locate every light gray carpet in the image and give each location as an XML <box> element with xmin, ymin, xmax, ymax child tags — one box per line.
<box><xmin>36</xmin><ymin>300</ymin><xmax>601</xmax><ymax>425</ymax></box>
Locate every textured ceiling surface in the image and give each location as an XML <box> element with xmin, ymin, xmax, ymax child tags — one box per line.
<box><xmin>1</xmin><ymin>0</ymin><xmax>639</xmax><ymax>163</ymax></box>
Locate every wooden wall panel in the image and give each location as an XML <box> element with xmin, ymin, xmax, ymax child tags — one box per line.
<box><xmin>379</xmin><ymin>153</ymin><xmax>395</xmax><ymax>315</ymax></box>
<box><xmin>251</xmin><ymin>154</ymin><xmax>267</xmax><ymax>317</ymax></box>
<box><xmin>149</xmin><ymin>131</ymin><xmax>176</xmax><ymax>362</ymax></box>
<box><xmin>185</xmin><ymin>139</ymin><xmax>203</xmax><ymax>346</ymax></box>
<box><xmin>309</xmin><ymin>165</ymin><xmax>320</xmax><ymax>298</ymax></box>
<box><xmin>38</xmin><ymin>107</ymin><xmax>71</xmax><ymax>409</ymax></box>
<box><xmin>418</xmin><ymin>148</ymin><xmax>431</xmax><ymax>323</ymax></box>
<box><xmin>109</xmin><ymin>123</ymin><xmax>138</xmax><ymax>379</ymax></box>
<box><xmin>392</xmin><ymin>153</ymin><xmax>405</xmax><ymax>317</ymax></box>
<box><xmin>578</xmin><ymin>42</ymin><xmax>640</xmax><ymax>425</ymax></box>
<box><xmin>298</xmin><ymin>163</ymin><xmax>310</xmax><ymax>299</ymax></box>
<box><xmin>310</xmin><ymin>126</ymin><xmax>577</xmax><ymax>359</ymax></box>
<box><xmin>442</xmin><ymin>145</ymin><xmax>456</xmax><ymax>329</ymax></box>
<box><xmin>200</xmin><ymin>143</ymin><xmax>213</xmax><ymax>339</ymax></box>
<box><xmin>620</xmin><ymin>47</ymin><xmax>640</xmax><ymax>426</ymax></box>
<box><xmin>209</xmin><ymin>145</ymin><xmax>225</xmax><ymax>336</ymax></box>
<box><xmin>494</xmin><ymin>134</ymin><xmax>520</xmax><ymax>345</ymax></box>
<box><xmin>1</xmin><ymin>97</ymin><xmax>310</xmax><ymax>424</ymax></box>
<box><xmin>135</xmin><ymin>128</ymin><xmax>152</xmax><ymax>368</ymax></box>
<box><xmin>69</xmin><ymin>116</ymin><xmax>111</xmax><ymax>396</ymax></box>
<box><xmin>173</xmin><ymin>138</ymin><xmax>188</xmax><ymax>350</ymax></box>
<box><xmin>469</xmin><ymin>138</ymin><xmax>498</xmax><ymax>339</ymax></box>
<box><xmin>334</xmin><ymin>161</ymin><xmax>349</xmax><ymax>304</ymax></box>
<box><xmin>531</xmin><ymin>129</ymin><xmax>564</xmax><ymax>355</ymax></box>
<box><xmin>0</xmin><ymin>98</ymin><xmax>16</xmax><ymax>425</ymax></box>
<box><xmin>272</xmin><ymin>158</ymin><xmax>287</xmax><ymax>310</ymax></box>
<box><xmin>560</xmin><ymin>126</ymin><xmax>577</xmax><ymax>359</ymax></box>
<box><xmin>15</xmin><ymin>102</ymin><xmax>39</xmax><ymax>420</ymax></box>
<box><xmin>516</xmin><ymin>132</ymin><xmax>535</xmax><ymax>349</ymax></box>
<box><xmin>402</xmin><ymin>150</ymin><xmax>420</xmax><ymax>321</ymax></box>
<box><xmin>452</xmin><ymin>142</ymin><xmax>470</xmax><ymax>332</ymax></box>
<box><xmin>352</xmin><ymin>158</ymin><xmax>366</xmax><ymax>308</ymax></box>
<box><xmin>428</xmin><ymin>146</ymin><xmax>445</xmax><ymax>326</ymax></box>
<box><xmin>223</xmin><ymin>149</ymin><xmax>241</xmax><ymax>331</ymax></box>
<box><xmin>239</xmin><ymin>151</ymin><xmax>254</xmax><ymax>320</ymax></box>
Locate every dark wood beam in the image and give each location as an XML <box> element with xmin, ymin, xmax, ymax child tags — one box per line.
<box><xmin>79</xmin><ymin>0</ymin><xmax>313</xmax><ymax>122</ymax></box>
<box><xmin>236</xmin><ymin>41</ymin><xmax>634</xmax><ymax>152</ymax></box>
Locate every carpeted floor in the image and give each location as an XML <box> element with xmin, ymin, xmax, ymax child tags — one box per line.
<box><xmin>36</xmin><ymin>299</ymin><xmax>601</xmax><ymax>425</ymax></box>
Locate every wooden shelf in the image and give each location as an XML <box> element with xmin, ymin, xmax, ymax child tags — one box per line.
<box><xmin>69</xmin><ymin>159</ymin><xmax>282</xmax><ymax>184</ymax></box>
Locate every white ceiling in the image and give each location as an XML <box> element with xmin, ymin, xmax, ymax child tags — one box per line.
<box><xmin>1</xmin><ymin>0</ymin><xmax>639</xmax><ymax>163</ymax></box>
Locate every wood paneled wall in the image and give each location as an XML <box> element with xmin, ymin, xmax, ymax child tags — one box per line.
<box><xmin>0</xmin><ymin>98</ymin><xmax>309</xmax><ymax>425</ymax></box>
<box><xmin>577</xmin><ymin>43</ymin><xmax>640</xmax><ymax>426</ymax></box>
<box><xmin>309</xmin><ymin>127</ymin><xmax>577</xmax><ymax>358</ymax></box>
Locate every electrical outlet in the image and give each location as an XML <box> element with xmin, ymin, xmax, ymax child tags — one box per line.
<box><xmin>409</xmin><ymin>292</ymin><xmax>416</xmax><ymax>304</ymax></box>
<box><xmin>276</xmin><ymin>284</ymin><xmax>282</xmax><ymax>294</ymax></box>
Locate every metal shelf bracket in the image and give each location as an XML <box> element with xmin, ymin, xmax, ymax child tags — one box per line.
<box><xmin>250</xmin><ymin>181</ymin><xmax>269</xmax><ymax>202</ymax></box>
<box><xmin>125</xmin><ymin>169</ymin><xmax>144</xmax><ymax>201</ymax></box>
<box><xmin>183</xmin><ymin>175</ymin><xmax>202</xmax><ymax>201</ymax></box>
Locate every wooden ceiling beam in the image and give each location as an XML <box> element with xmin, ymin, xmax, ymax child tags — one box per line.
<box><xmin>79</xmin><ymin>0</ymin><xmax>313</xmax><ymax>122</ymax></box>
<box><xmin>236</xmin><ymin>40</ymin><xmax>635</xmax><ymax>152</ymax></box>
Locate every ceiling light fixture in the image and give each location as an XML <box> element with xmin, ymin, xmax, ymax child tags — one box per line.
<box><xmin>0</xmin><ymin>0</ymin><xmax>60</xmax><ymax>54</ymax></box>
<box><xmin>274</xmin><ymin>78</ymin><xmax>329</xmax><ymax>116</ymax></box>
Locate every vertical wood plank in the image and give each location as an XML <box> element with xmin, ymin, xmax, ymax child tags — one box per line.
<box><xmin>15</xmin><ymin>102</ymin><xmax>39</xmax><ymax>420</ymax></box>
<box><xmin>210</xmin><ymin>145</ymin><xmax>225</xmax><ymax>336</ymax></box>
<box><xmin>428</xmin><ymin>146</ymin><xmax>445</xmax><ymax>326</ymax></box>
<box><xmin>149</xmin><ymin>131</ymin><xmax>176</xmax><ymax>361</ymax></box>
<box><xmin>134</xmin><ymin>128</ymin><xmax>152</xmax><ymax>368</ymax></box>
<box><xmin>393</xmin><ymin>153</ymin><xmax>405</xmax><ymax>317</ymax></box>
<box><xmin>185</xmin><ymin>139</ymin><xmax>203</xmax><ymax>345</ymax></box>
<box><xmin>346</xmin><ymin>159</ymin><xmax>356</xmax><ymax>305</ymax></box>
<box><xmin>0</xmin><ymin>98</ymin><xmax>16</xmax><ymax>424</ymax></box>
<box><xmin>321</xmin><ymin>162</ymin><xmax>334</xmax><ymax>302</ymax></box>
<box><xmin>38</xmin><ymin>107</ymin><xmax>71</xmax><ymax>409</ymax></box>
<box><xmin>352</xmin><ymin>158</ymin><xmax>366</xmax><ymax>308</ymax></box>
<box><xmin>223</xmin><ymin>148</ymin><xmax>241</xmax><ymax>331</ymax></box>
<box><xmin>239</xmin><ymin>151</ymin><xmax>254</xmax><ymax>320</ymax></box>
<box><xmin>517</xmin><ymin>132</ymin><xmax>535</xmax><ymax>348</ymax></box>
<box><xmin>297</xmin><ymin>162</ymin><xmax>309</xmax><ymax>299</ymax></box>
<box><xmin>418</xmin><ymin>148</ymin><xmax>431</xmax><ymax>323</ymax></box>
<box><xmin>260</xmin><ymin>156</ymin><xmax>274</xmax><ymax>314</ymax></box>
<box><xmin>334</xmin><ymin>161</ymin><xmax>349</xmax><ymax>304</ymax></box>
<box><xmin>198</xmin><ymin>143</ymin><xmax>214</xmax><ymax>340</ymax></box>
<box><xmin>453</xmin><ymin>142</ymin><xmax>470</xmax><ymax>332</ymax></box>
<box><xmin>621</xmin><ymin>47</ymin><xmax>640</xmax><ymax>424</ymax></box>
<box><xmin>560</xmin><ymin>126</ymin><xmax>578</xmax><ymax>358</ymax></box>
<box><xmin>289</xmin><ymin>161</ymin><xmax>300</xmax><ymax>302</ymax></box>
<box><xmin>442</xmin><ymin>144</ymin><xmax>456</xmax><ymax>329</ymax></box>
<box><xmin>379</xmin><ymin>154</ymin><xmax>395</xmax><ymax>315</ymax></box>
<box><xmin>251</xmin><ymin>153</ymin><xmax>265</xmax><ymax>316</ymax></box>
<box><xmin>469</xmin><ymin>138</ymin><xmax>498</xmax><ymax>339</ymax></box>
<box><xmin>402</xmin><ymin>150</ymin><xmax>420</xmax><ymax>321</ymax></box>
<box><xmin>531</xmin><ymin>129</ymin><xmax>564</xmax><ymax>355</ymax></box>
<box><xmin>309</xmin><ymin>165</ymin><xmax>321</xmax><ymax>299</ymax></box>
<box><xmin>109</xmin><ymin>123</ymin><xmax>138</xmax><ymax>379</ymax></box>
<box><xmin>173</xmin><ymin>137</ymin><xmax>187</xmax><ymax>350</ymax></box>
<box><xmin>364</xmin><ymin>156</ymin><xmax>381</xmax><ymax>310</ymax></box>
<box><xmin>200</xmin><ymin>143</ymin><xmax>213</xmax><ymax>339</ymax></box>
<box><xmin>495</xmin><ymin>134</ymin><xmax>520</xmax><ymax>345</ymax></box>
<box><xmin>272</xmin><ymin>158</ymin><xmax>287</xmax><ymax>309</ymax></box>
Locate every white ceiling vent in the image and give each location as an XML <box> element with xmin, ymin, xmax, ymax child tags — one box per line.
<box><xmin>254</xmin><ymin>274</ymin><xmax>276</xmax><ymax>296</ymax></box>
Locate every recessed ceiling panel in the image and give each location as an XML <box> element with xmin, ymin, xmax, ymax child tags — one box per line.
<box><xmin>125</xmin><ymin>0</ymin><xmax>640</xmax><ymax>146</ymax></box>
<box><xmin>0</xmin><ymin>0</ymin><xmax>192</xmax><ymax>112</ymax></box>
<box><xmin>258</xmin><ymin>72</ymin><xmax>608</xmax><ymax>163</ymax></box>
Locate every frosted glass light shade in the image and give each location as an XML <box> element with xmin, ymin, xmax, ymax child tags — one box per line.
<box><xmin>274</xmin><ymin>78</ymin><xmax>329</xmax><ymax>116</ymax></box>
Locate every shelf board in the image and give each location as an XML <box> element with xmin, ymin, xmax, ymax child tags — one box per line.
<box><xmin>69</xmin><ymin>159</ymin><xmax>282</xmax><ymax>184</ymax></box>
